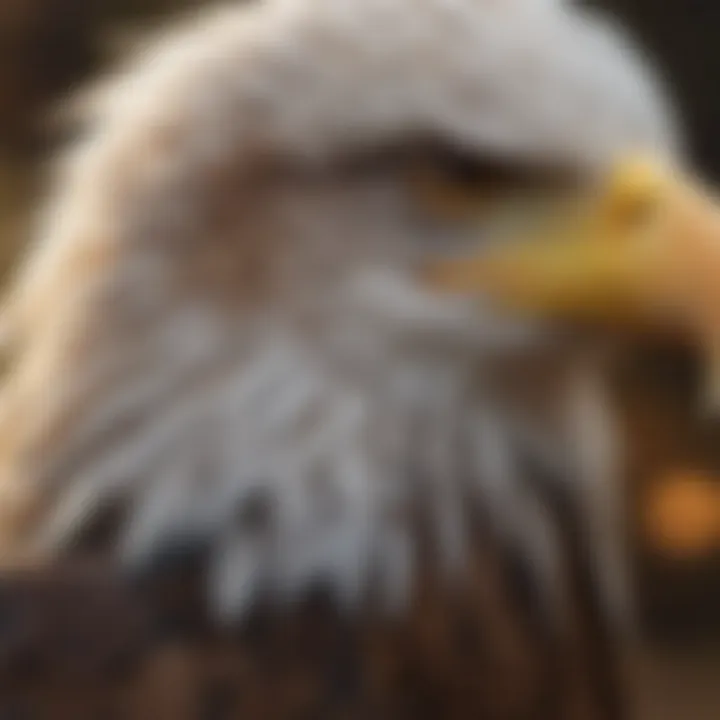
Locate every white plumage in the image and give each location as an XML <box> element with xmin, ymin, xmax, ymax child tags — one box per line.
<box><xmin>0</xmin><ymin>0</ymin><xmax>678</xmax><ymax>636</ymax></box>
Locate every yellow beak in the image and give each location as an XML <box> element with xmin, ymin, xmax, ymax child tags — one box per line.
<box><xmin>423</xmin><ymin>156</ymin><xmax>720</xmax><ymax>403</ymax></box>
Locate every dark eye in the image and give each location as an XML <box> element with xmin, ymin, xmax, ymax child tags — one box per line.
<box><xmin>442</xmin><ymin>153</ymin><xmax>493</xmax><ymax>187</ymax></box>
<box><xmin>438</xmin><ymin>151</ymin><xmax>523</xmax><ymax>191</ymax></box>
<box><xmin>437</xmin><ymin>150</ymin><xmax>574</xmax><ymax>194</ymax></box>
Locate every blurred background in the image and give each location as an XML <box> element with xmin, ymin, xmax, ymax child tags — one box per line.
<box><xmin>0</xmin><ymin>1</ymin><xmax>719</xmax><ymax>717</ymax></box>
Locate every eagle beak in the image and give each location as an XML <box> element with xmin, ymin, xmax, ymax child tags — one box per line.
<box><xmin>423</xmin><ymin>156</ymin><xmax>720</xmax><ymax>408</ymax></box>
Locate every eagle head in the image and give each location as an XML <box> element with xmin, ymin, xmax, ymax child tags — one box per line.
<box><xmin>0</xmin><ymin>0</ymin><xmax>679</xmax><ymax>636</ymax></box>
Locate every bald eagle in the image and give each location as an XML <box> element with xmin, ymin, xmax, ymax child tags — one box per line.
<box><xmin>0</xmin><ymin>0</ymin><xmax>693</xmax><ymax>717</ymax></box>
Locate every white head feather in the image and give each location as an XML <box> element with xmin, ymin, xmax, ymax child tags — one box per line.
<box><xmin>0</xmin><ymin>0</ymin><xmax>678</xmax><ymax>624</ymax></box>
